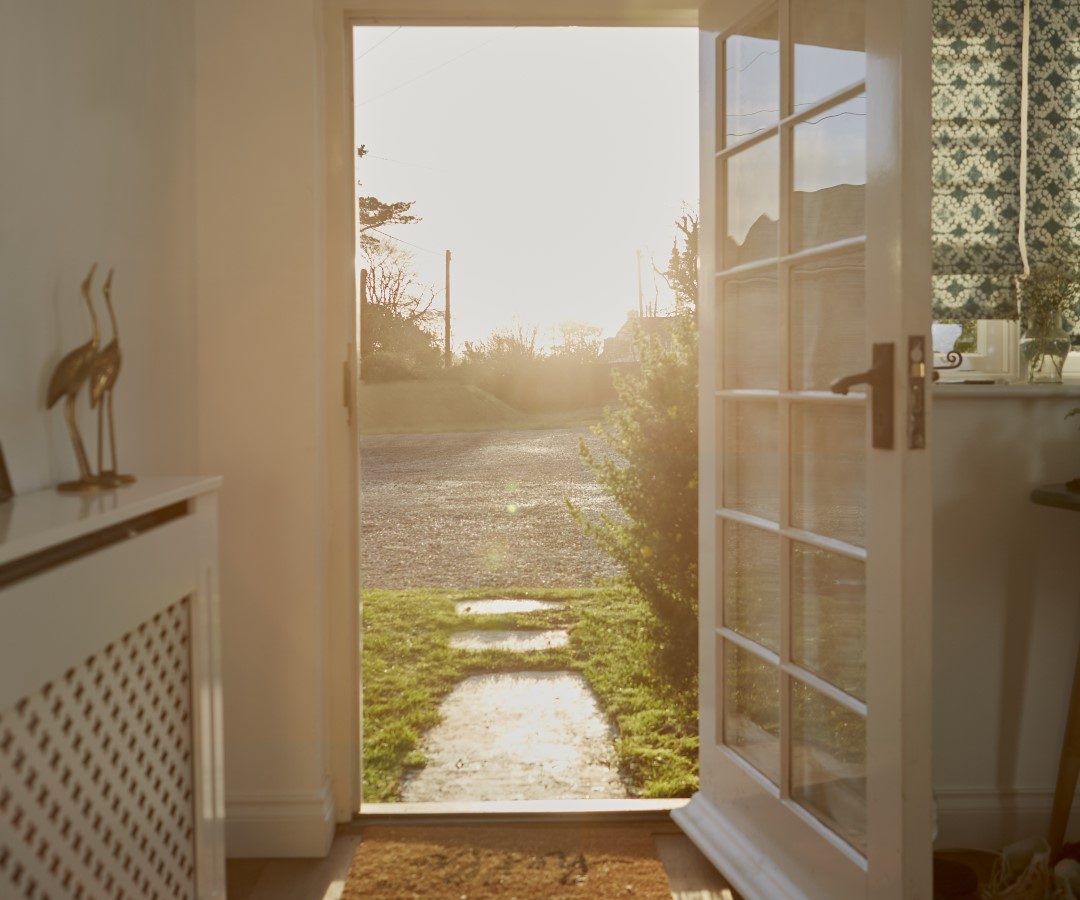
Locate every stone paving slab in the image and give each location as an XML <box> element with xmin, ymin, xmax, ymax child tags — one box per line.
<box><xmin>449</xmin><ymin>629</ymin><xmax>570</xmax><ymax>652</ymax></box>
<box><xmin>454</xmin><ymin>598</ymin><xmax>565</xmax><ymax>616</ymax></box>
<box><xmin>400</xmin><ymin>672</ymin><xmax>628</xmax><ymax>802</ymax></box>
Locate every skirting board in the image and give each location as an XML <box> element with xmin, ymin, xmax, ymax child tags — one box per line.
<box><xmin>226</xmin><ymin>782</ymin><xmax>336</xmax><ymax>858</ymax></box>
<box><xmin>935</xmin><ymin>788</ymin><xmax>1080</xmax><ymax>850</ymax></box>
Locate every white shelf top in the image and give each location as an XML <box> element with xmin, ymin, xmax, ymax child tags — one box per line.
<box><xmin>935</xmin><ymin>379</ymin><xmax>1080</xmax><ymax>399</ymax></box>
<box><xmin>0</xmin><ymin>475</ymin><xmax>222</xmax><ymax>567</ymax></box>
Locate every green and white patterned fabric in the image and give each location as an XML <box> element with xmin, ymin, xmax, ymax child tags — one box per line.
<box><xmin>932</xmin><ymin>0</ymin><xmax>1080</xmax><ymax>323</ymax></box>
<box><xmin>932</xmin><ymin>0</ymin><xmax>1025</xmax><ymax>321</ymax></box>
<box><xmin>1027</xmin><ymin>1</ymin><xmax>1080</xmax><ymax>273</ymax></box>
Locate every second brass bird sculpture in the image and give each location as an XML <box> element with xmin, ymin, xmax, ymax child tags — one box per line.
<box><xmin>47</xmin><ymin>264</ymin><xmax>103</xmax><ymax>493</ymax></box>
<box><xmin>88</xmin><ymin>269</ymin><xmax>135</xmax><ymax>487</ymax></box>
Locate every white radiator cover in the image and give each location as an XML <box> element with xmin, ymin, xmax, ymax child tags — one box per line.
<box><xmin>0</xmin><ymin>477</ymin><xmax>225</xmax><ymax>900</ymax></box>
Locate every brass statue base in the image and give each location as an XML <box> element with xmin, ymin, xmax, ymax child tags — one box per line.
<box><xmin>56</xmin><ymin>472</ymin><xmax>136</xmax><ymax>493</ymax></box>
<box><xmin>56</xmin><ymin>477</ymin><xmax>110</xmax><ymax>494</ymax></box>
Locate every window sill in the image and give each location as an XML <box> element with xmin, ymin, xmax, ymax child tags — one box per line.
<box><xmin>934</xmin><ymin>378</ymin><xmax>1080</xmax><ymax>399</ymax></box>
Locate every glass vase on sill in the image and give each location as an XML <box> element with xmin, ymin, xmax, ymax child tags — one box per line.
<box><xmin>1020</xmin><ymin>314</ymin><xmax>1071</xmax><ymax>384</ymax></box>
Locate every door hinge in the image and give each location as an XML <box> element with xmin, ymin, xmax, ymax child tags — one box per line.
<box><xmin>343</xmin><ymin>346</ymin><xmax>354</xmax><ymax>426</ymax></box>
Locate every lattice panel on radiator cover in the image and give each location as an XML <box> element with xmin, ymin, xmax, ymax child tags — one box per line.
<box><xmin>0</xmin><ymin>599</ymin><xmax>196</xmax><ymax>899</ymax></box>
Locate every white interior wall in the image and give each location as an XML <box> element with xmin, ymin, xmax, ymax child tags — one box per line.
<box><xmin>0</xmin><ymin>0</ymin><xmax>197</xmax><ymax>492</ymax></box>
<box><xmin>194</xmin><ymin>0</ymin><xmax>337</xmax><ymax>858</ymax></box>
<box><xmin>933</xmin><ymin>393</ymin><xmax>1080</xmax><ymax>848</ymax></box>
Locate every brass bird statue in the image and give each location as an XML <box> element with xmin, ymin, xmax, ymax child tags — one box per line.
<box><xmin>47</xmin><ymin>264</ymin><xmax>103</xmax><ymax>492</ymax></box>
<box><xmin>88</xmin><ymin>269</ymin><xmax>134</xmax><ymax>487</ymax></box>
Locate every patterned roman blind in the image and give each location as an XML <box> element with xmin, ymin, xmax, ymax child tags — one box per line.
<box><xmin>932</xmin><ymin>0</ymin><xmax>1025</xmax><ymax>321</ymax></box>
<box><xmin>1027</xmin><ymin>2</ymin><xmax>1080</xmax><ymax>273</ymax></box>
<box><xmin>932</xmin><ymin>0</ymin><xmax>1080</xmax><ymax>323</ymax></box>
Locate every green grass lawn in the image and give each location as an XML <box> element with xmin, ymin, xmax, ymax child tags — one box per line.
<box><xmin>362</xmin><ymin>585</ymin><xmax>698</xmax><ymax>802</ymax></box>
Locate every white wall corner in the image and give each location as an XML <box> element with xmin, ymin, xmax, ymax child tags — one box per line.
<box><xmin>225</xmin><ymin>780</ymin><xmax>336</xmax><ymax>858</ymax></box>
<box><xmin>935</xmin><ymin>788</ymin><xmax>1080</xmax><ymax>850</ymax></box>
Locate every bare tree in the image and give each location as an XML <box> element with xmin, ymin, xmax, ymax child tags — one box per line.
<box><xmin>362</xmin><ymin>239</ymin><xmax>439</xmax><ymax>327</ymax></box>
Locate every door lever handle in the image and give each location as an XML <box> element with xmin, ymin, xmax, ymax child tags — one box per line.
<box><xmin>829</xmin><ymin>343</ymin><xmax>895</xmax><ymax>449</ymax></box>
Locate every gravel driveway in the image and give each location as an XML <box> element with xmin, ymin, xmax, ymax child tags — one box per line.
<box><xmin>360</xmin><ymin>427</ymin><xmax>622</xmax><ymax>588</ymax></box>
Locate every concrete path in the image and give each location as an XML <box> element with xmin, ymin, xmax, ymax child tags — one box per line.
<box><xmin>405</xmin><ymin>597</ymin><xmax>626</xmax><ymax>802</ymax></box>
<box><xmin>449</xmin><ymin>630</ymin><xmax>569</xmax><ymax>651</ymax></box>
<box><xmin>400</xmin><ymin>671</ymin><xmax>628</xmax><ymax>802</ymax></box>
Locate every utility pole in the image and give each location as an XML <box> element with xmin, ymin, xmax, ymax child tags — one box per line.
<box><xmin>635</xmin><ymin>249</ymin><xmax>645</xmax><ymax>317</ymax></box>
<box><xmin>359</xmin><ymin>267</ymin><xmax>373</xmax><ymax>360</ymax></box>
<box><xmin>444</xmin><ymin>250</ymin><xmax>452</xmax><ymax>367</ymax></box>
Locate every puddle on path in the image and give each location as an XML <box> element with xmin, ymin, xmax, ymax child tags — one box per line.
<box><xmin>449</xmin><ymin>629</ymin><xmax>570</xmax><ymax>652</ymax></box>
<box><xmin>454</xmin><ymin>598</ymin><xmax>565</xmax><ymax>616</ymax></box>
<box><xmin>400</xmin><ymin>671</ymin><xmax>628</xmax><ymax>802</ymax></box>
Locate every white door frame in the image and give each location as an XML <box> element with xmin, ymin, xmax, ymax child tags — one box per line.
<box><xmin>320</xmin><ymin>0</ymin><xmax>700</xmax><ymax>822</ymax></box>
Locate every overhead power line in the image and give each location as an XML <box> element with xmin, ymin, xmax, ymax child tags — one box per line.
<box><xmin>366</xmin><ymin>227</ymin><xmax>444</xmax><ymax>256</ymax></box>
<box><xmin>357</xmin><ymin>29</ymin><xmax>516</xmax><ymax>107</ymax></box>
<box><xmin>354</xmin><ymin>27</ymin><xmax>402</xmax><ymax>61</ymax></box>
<box><xmin>364</xmin><ymin>153</ymin><xmax>449</xmax><ymax>174</ymax></box>
<box><xmin>726</xmin><ymin>47</ymin><xmax>779</xmax><ymax>74</ymax></box>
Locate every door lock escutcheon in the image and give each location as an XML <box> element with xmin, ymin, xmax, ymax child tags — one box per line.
<box><xmin>907</xmin><ymin>335</ymin><xmax>928</xmax><ymax>450</ymax></box>
<box><xmin>830</xmin><ymin>342</ymin><xmax>895</xmax><ymax>449</ymax></box>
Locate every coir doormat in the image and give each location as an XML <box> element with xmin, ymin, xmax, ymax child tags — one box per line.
<box><xmin>341</xmin><ymin>823</ymin><xmax>673</xmax><ymax>899</ymax></box>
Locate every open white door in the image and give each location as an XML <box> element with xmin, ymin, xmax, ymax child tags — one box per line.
<box><xmin>673</xmin><ymin>0</ymin><xmax>933</xmax><ymax>896</ymax></box>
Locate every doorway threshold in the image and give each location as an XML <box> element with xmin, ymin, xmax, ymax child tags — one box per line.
<box><xmin>352</xmin><ymin>798</ymin><xmax>688</xmax><ymax>827</ymax></box>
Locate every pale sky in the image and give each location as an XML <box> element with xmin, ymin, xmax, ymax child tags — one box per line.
<box><xmin>353</xmin><ymin>26</ymin><xmax>699</xmax><ymax>349</ymax></box>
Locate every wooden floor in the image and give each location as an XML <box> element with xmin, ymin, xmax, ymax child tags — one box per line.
<box><xmin>226</xmin><ymin>821</ymin><xmax>736</xmax><ymax>900</ymax></box>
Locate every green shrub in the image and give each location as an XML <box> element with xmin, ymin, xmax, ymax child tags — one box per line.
<box><xmin>568</xmin><ymin>313</ymin><xmax>698</xmax><ymax>679</ymax></box>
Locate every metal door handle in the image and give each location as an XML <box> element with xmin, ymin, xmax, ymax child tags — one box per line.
<box><xmin>829</xmin><ymin>342</ymin><xmax>895</xmax><ymax>449</ymax></box>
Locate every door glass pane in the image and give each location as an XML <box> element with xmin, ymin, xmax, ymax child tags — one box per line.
<box><xmin>723</xmin><ymin>640</ymin><xmax>780</xmax><ymax>784</ymax></box>
<box><xmin>790</xmin><ymin>251</ymin><xmax>865</xmax><ymax>392</ymax></box>
<box><xmin>725</xmin><ymin>8</ymin><xmax>780</xmax><ymax>145</ymax></box>
<box><xmin>791</xmin><ymin>681</ymin><xmax>867</xmax><ymax>854</ymax></box>
<box><xmin>725</xmin><ymin>137</ymin><xmax>779</xmax><ymax>268</ymax></box>
<box><xmin>792</xmin><ymin>95</ymin><xmax>866</xmax><ymax>250</ymax></box>
<box><xmin>724</xmin><ymin>521</ymin><xmax>780</xmax><ymax>652</ymax></box>
<box><xmin>723</xmin><ymin>400</ymin><xmax>779</xmax><ymax>522</ymax></box>
<box><xmin>792</xmin><ymin>0</ymin><xmax>866</xmax><ymax>110</ymax></box>
<box><xmin>722</xmin><ymin>270</ymin><xmax>779</xmax><ymax>389</ymax></box>
<box><xmin>790</xmin><ymin>402</ymin><xmax>865</xmax><ymax>546</ymax></box>
<box><xmin>792</xmin><ymin>543</ymin><xmax>866</xmax><ymax>700</ymax></box>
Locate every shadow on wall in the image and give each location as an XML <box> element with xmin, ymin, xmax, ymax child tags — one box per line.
<box><xmin>933</xmin><ymin>397</ymin><xmax>1080</xmax><ymax>847</ymax></box>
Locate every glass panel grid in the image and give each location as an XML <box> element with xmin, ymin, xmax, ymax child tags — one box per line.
<box><xmin>721</xmin><ymin>636</ymin><xmax>781</xmax><ymax>785</ymax></box>
<box><xmin>791</xmin><ymin>540</ymin><xmax>866</xmax><ymax>701</ymax></box>
<box><xmin>792</xmin><ymin>94</ymin><xmax>867</xmax><ymax>251</ymax></box>
<box><xmin>790</xmin><ymin>249</ymin><xmax>866</xmax><ymax>392</ymax></box>
<box><xmin>721</xmin><ymin>271</ymin><xmax>780</xmax><ymax>390</ymax></box>
<box><xmin>792</xmin><ymin>0</ymin><xmax>866</xmax><ymax>111</ymax></box>
<box><xmin>722</xmin><ymin>400</ymin><xmax>779</xmax><ymax>522</ymax></box>
<box><xmin>724</xmin><ymin>137</ymin><xmax>780</xmax><ymax>268</ymax></box>
<box><xmin>716</xmin><ymin>0</ymin><xmax>869</xmax><ymax>858</ymax></box>
<box><xmin>724</xmin><ymin>7</ymin><xmax>781</xmax><ymax>148</ymax></box>
<box><xmin>791</xmin><ymin>679</ymin><xmax>867</xmax><ymax>854</ymax></box>
<box><xmin>790</xmin><ymin>400</ymin><xmax>866</xmax><ymax>547</ymax></box>
<box><xmin>723</xmin><ymin>519</ymin><xmax>781</xmax><ymax>652</ymax></box>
